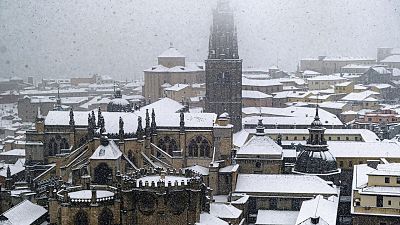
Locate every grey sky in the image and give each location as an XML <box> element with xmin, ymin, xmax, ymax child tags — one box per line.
<box><xmin>0</xmin><ymin>0</ymin><xmax>399</xmax><ymax>81</ymax></box>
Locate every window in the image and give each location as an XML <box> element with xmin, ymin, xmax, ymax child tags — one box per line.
<box><xmin>302</xmin><ymin>136</ymin><xmax>306</xmax><ymax>140</ymax></box>
<box><xmin>388</xmin><ymin>200</ymin><xmax>392</xmax><ymax>206</ymax></box>
<box><xmin>359</xmin><ymin>161</ymin><xmax>363</xmax><ymax>165</ymax></box>
<box><xmin>397</xmin><ymin>177</ymin><xmax>400</xmax><ymax>184</ymax></box>
<box><xmin>349</xmin><ymin>161</ymin><xmax>353</xmax><ymax>168</ymax></box>
<box><xmin>337</xmin><ymin>137</ymin><xmax>340</xmax><ymax>141</ymax></box>
<box><xmin>294</xmin><ymin>136</ymin><xmax>297</xmax><ymax>140</ymax></box>
<box><xmin>328</xmin><ymin>137</ymin><xmax>332</xmax><ymax>141</ymax></box>
<box><xmin>292</xmin><ymin>199</ymin><xmax>301</xmax><ymax>210</ymax></box>
<box><xmin>377</xmin><ymin>195</ymin><xmax>383</xmax><ymax>207</ymax></box>
<box><xmin>385</xmin><ymin>177</ymin><xmax>390</xmax><ymax>183</ymax></box>
<box><xmin>355</xmin><ymin>137</ymin><xmax>359</xmax><ymax>141</ymax></box>
<box><xmin>188</xmin><ymin>136</ymin><xmax>210</xmax><ymax>157</ymax></box>
<box><xmin>346</xmin><ymin>137</ymin><xmax>349</xmax><ymax>141</ymax></box>
<box><xmin>255</xmin><ymin>162</ymin><xmax>261</xmax><ymax>168</ymax></box>
<box><xmin>269</xmin><ymin>198</ymin><xmax>277</xmax><ymax>210</ymax></box>
<box><xmin>339</xmin><ymin>161</ymin><xmax>344</xmax><ymax>167</ymax></box>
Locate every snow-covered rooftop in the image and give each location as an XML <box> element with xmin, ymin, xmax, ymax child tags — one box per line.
<box><xmin>144</xmin><ymin>62</ymin><xmax>204</xmax><ymax>73</ymax></box>
<box><xmin>237</xmin><ymin>135</ymin><xmax>282</xmax><ymax>157</ymax></box>
<box><xmin>303</xmin><ymin>70</ymin><xmax>321</xmax><ymax>75</ymax></box>
<box><xmin>158</xmin><ymin>47</ymin><xmax>185</xmax><ymax>58</ymax></box>
<box><xmin>272</xmin><ymin>91</ymin><xmax>310</xmax><ymax>99</ymax></box>
<box><xmin>234</xmin><ymin>174</ymin><xmax>338</xmax><ymax>196</ymax></box>
<box><xmin>136</xmin><ymin>175</ymin><xmax>191</xmax><ymax>187</ymax></box>
<box><xmin>90</xmin><ymin>140</ymin><xmax>122</xmax><ymax>160</ymax></box>
<box><xmin>341</xmin><ymin>64</ymin><xmax>373</xmax><ymax>69</ymax></box>
<box><xmin>196</xmin><ymin>213</ymin><xmax>229</xmax><ymax>225</ymax></box>
<box><xmin>256</xmin><ymin>210</ymin><xmax>299</xmax><ymax>225</ymax></box>
<box><xmin>381</xmin><ymin>55</ymin><xmax>400</xmax><ymax>63</ymax></box>
<box><xmin>295</xmin><ymin>195</ymin><xmax>338</xmax><ymax>225</ymax></box>
<box><xmin>242</xmin><ymin>77</ymin><xmax>282</xmax><ymax>87</ymax></box>
<box><xmin>68</xmin><ymin>190</ymin><xmax>114</xmax><ymax>199</ymax></box>
<box><xmin>371</xmin><ymin>66</ymin><xmax>391</xmax><ymax>74</ymax></box>
<box><xmin>242</xmin><ymin>106</ymin><xmax>342</xmax><ymax>126</ymax></box>
<box><xmin>1</xmin><ymin>200</ymin><xmax>47</xmax><ymax>225</ymax></box>
<box><xmin>341</xmin><ymin>90</ymin><xmax>380</xmax><ymax>102</ymax></box>
<box><xmin>183</xmin><ymin>165</ymin><xmax>209</xmax><ymax>176</ymax></box>
<box><xmin>210</xmin><ymin>203</ymin><xmax>242</xmax><ymax>219</ymax></box>
<box><xmin>307</xmin><ymin>75</ymin><xmax>347</xmax><ymax>81</ymax></box>
<box><xmin>368</xmin><ymin>163</ymin><xmax>400</xmax><ymax>177</ymax></box>
<box><xmin>329</xmin><ymin>142</ymin><xmax>400</xmax><ymax>158</ymax></box>
<box><xmin>164</xmin><ymin>84</ymin><xmax>189</xmax><ymax>91</ymax></box>
<box><xmin>242</xmin><ymin>90</ymin><xmax>272</xmax><ymax>99</ymax></box>
<box><xmin>318</xmin><ymin>101</ymin><xmax>348</xmax><ymax>110</ymax></box>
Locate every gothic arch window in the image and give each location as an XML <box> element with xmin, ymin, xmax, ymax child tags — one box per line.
<box><xmin>128</xmin><ymin>150</ymin><xmax>134</xmax><ymax>162</ymax></box>
<box><xmin>98</xmin><ymin>208</ymin><xmax>113</xmax><ymax>225</ymax></box>
<box><xmin>48</xmin><ymin>138</ymin><xmax>57</xmax><ymax>156</ymax></box>
<box><xmin>74</xmin><ymin>210</ymin><xmax>89</xmax><ymax>225</ymax></box>
<box><xmin>168</xmin><ymin>139</ymin><xmax>178</xmax><ymax>155</ymax></box>
<box><xmin>94</xmin><ymin>163</ymin><xmax>112</xmax><ymax>185</ymax></box>
<box><xmin>157</xmin><ymin>136</ymin><xmax>178</xmax><ymax>157</ymax></box>
<box><xmin>188</xmin><ymin>140</ymin><xmax>198</xmax><ymax>157</ymax></box>
<box><xmin>188</xmin><ymin>136</ymin><xmax>211</xmax><ymax>158</ymax></box>
<box><xmin>60</xmin><ymin>138</ymin><xmax>69</xmax><ymax>150</ymax></box>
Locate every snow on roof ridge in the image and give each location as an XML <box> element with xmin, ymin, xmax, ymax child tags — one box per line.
<box><xmin>158</xmin><ymin>46</ymin><xmax>185</xmax><ymax>58</ymax></box>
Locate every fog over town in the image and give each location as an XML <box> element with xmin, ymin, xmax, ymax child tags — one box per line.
<box><xmin>1</xmin><ymin>0</ymin><xmax>399</xmax><ymax>80</ymax></box>
<box><xmin>1</xmin><ymin>1</ymin><xmax>400</xmax><ymax>225</ymax></box>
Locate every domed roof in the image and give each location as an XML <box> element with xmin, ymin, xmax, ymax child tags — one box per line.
<box><xmin>293</xmin><ymin>146</ymin><xmax>339</xmax><ymax>175</ymax></box>
<box><xmin>109</xmin><ymin>98</ymin><xmax>129</xmax><ymax>106</ymax></box>
<box><xmin>293</xmin><ymin>105</ymin><xmax>340</xmax><ymax>176</ymax></box>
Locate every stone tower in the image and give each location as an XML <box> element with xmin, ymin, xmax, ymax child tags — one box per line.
<box><xmin>205</xmin><ymin>0</ymin><xmax>242</xmax><ymax>132</ymax></box>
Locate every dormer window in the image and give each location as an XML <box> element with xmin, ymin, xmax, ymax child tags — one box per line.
<box><xmin>99</xmin><ymin>148</ymin><xmax>105</xmax><ymax>156</ymax></box>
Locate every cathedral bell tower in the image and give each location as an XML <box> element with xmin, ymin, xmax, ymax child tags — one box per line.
<box><xmin>205</xmin><ymin>0</ymin><xmax>242</xmax><ymax>132</ymax></box>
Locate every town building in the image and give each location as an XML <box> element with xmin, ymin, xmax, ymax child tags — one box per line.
<box><xmin>143</xmin><ymin>45</ymin><xmax>205</xmax><ymax>102</ymax></box>
<box><xmin>205</xmin><ymin>0</ymin><xmax>242</xmax><ymax>132</ymax></box>
<box><xmin>307</xmin><ymin>75</ymin><xmax>348</xmax><ymax>90</ymax></box>
<box><xmin>352</xmin><ymin>162</ymin><xmax>400</xmax><ymax>225</ymax></box>
<box><xmin>292</xmin><ymin>106</ymin><xmax>341</xmax><ymax>183</ymax></box>
<box><xmin>300</xmin><ymin>56</ymin><xmax>376</xmax><ymax>75</ymax></box>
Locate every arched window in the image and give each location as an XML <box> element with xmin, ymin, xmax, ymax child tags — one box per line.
<box><xmin>48</xmin><ymin>138</ymin><xmax>57</xmax><ymax>156</ymax></box>
<box><xmin>188</xmin><ymin>136</ymin><xmax>211</xmax><ymax>158</ymax></box>
<box><xmin>168</xmin><ymin>139</ymin><xmax>178</xmax><ymax>155</ymax></box>
<box><xmin>200</xmin><ymin>140</ymin><xmax>211</xmax><ymax>157</ymax></box>
<box><xmin>128</xmin><ymin>150</ymin><xmax>134</xmax><ymax>162</ymax></box>
<box><xmin>188</xmin><ymin>140</ymin><xmax>197</xmax><ymax>157</ymax></box>
<box><xmin>74</xmin><ymin>210</ymin><xmax>89</xmax><ymax>225</ymax></box>
<box><xmin>94</xmin><ymin>163</ymin><xmax>112</xmax><ymax>185</ymax></box>
<box><xmin>157</xmin><ymin>136</ymin><xmax>178</xmax><ymax>157</ymax></box>
<box><xmin>60</xmin><ymin>138</ymin><xmax>69</xmax><ymax>150</ymax></box>
<box><xmin>98</xmin><ymin>208</ymin><xmax>113</xmax><ymax>225</ymax></box>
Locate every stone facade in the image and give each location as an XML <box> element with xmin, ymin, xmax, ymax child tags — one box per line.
<box><xmin>205</xmin><ymin>1</ymin><xmax>242</xmax><ymax>132</ymax></box>
<box><xmin>48</xmin><ymin>169</ymin><xmax>211</xmax><ymax>225</ymax></box>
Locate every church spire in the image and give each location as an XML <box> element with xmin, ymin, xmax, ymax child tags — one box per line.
<box><xmin>119</xmin><ymin>117</ymin><xmax>124</xmax><ymax>141</ymax></box>
<box><xmin>208</xmin><ymin>0</ymin><xmax>238</xmax><ymax>59</ymax></box>
<box><xmin>54</xmin><ymin>83</ymin><xmax>62</xmax><ymax>111</ymax></box>
<box><xmin>69</xmin><ymin>108</ymin><xmax>75</xmax><ymax>126</ymax></box>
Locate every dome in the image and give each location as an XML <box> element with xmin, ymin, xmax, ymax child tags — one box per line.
<box><xmin>107</xmin><ymin>98</ymin><xmax>131</xmax><ymax>112</ymax></box>
<box><xmin>293</xmin><ymin>145</ymin><xmax>339</xmax><ymax>175</ymax></box>
<box><xmin>109</xmin><ymin>98</ymin><xmax>129</xmax><ymax>106</ymax></box>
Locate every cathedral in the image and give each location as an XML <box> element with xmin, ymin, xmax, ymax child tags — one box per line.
<box><xmin>23</xmin><ymin>97</ymin><xmax>235</xmax><ymax>224</ymax></box>
<box><xmin>205</xmin><ymin>0</ymin><xmax>243</xmax><ymax>132</ymax></box>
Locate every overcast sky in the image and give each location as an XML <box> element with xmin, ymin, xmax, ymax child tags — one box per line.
<box><xmin>0</xmin><ymin>0</ymin><xmax>399</xmax><ymax>81</ymax></box>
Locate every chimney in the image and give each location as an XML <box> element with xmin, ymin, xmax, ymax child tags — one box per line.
<box><xmin>367</xmin><ymin>160</ymin><xmax>380</xmax><ymax>169</ymax></box>
<box><xmin>311</xmin><ymin>216</ymin><xmax>320</xmax><ymax>224</ymax></box>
